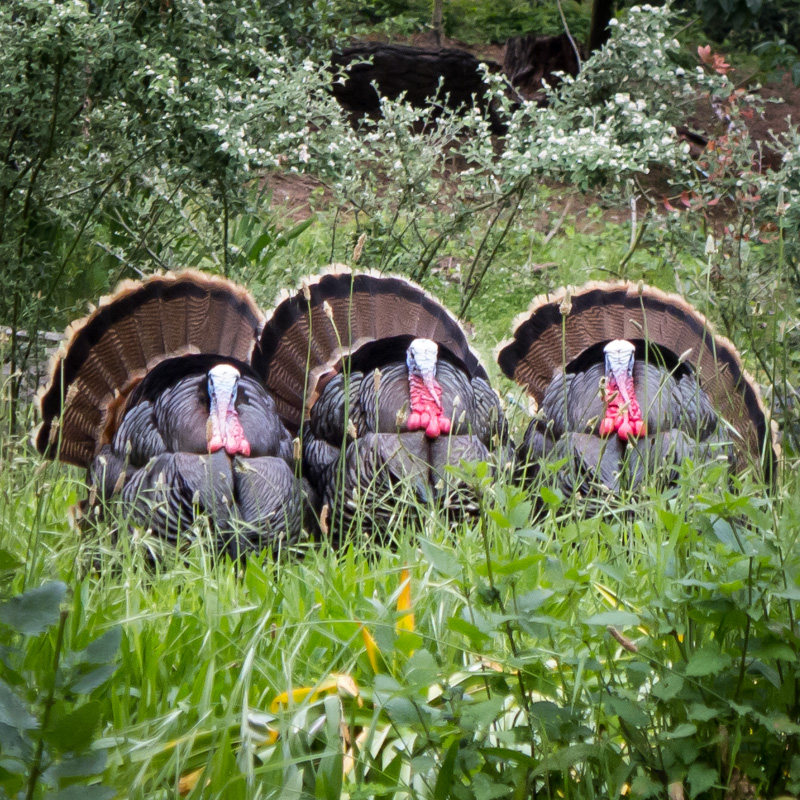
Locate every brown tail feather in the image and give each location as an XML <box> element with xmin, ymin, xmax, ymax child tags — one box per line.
<box><xmin>35</xmin><ymin>270</ymin><xmax>264</xmax><ymax>468</ymax></box>
<box><xmin>496</xmin><ymin>281</ymin><xmax>778</xmax><ymax>474</ymax></box>
<box><xmin>253</xmin><ymin>266</ymin><xmax>487</xmax><ymax>431</ymax></box>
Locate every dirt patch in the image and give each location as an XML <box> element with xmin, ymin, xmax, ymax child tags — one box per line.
<box><xmin>685</xmin><ymin>71</ymin><xmax>799</xmax><ymax>168</ymax></box>
<box><xmin>262</xmin><ymin>172</ymin><xmax>333</xmax><ymax>222</ymax></box>
<box><xmin>748</xmin><ymin>73</ymin><xmax>800</xmax><ymax>141</ymax></box>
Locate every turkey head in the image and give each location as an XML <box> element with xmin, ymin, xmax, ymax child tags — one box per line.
<box><xmin>252</xmin><ymin>267</ymin><xmax>510</xmax><ymax>542</ymax></box>
<box><xmin>497</xmin><ymin>281</ymin><xmax>778</xmax><ymax>498</ymax></box>
<box><xmin>35</xmin><ymin>271</ymin><xmax>303</xmax><ymax>556</ymax></box>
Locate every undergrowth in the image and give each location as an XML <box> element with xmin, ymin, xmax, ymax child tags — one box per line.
<box><xmin>1</xmin><ymin>391</ymin><xmax>798</xmax><ymax>798</ymax></box>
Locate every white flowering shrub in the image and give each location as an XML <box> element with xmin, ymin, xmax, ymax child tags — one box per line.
<box><xmin>3</xmin><ymin>0</ymin><xmax>798</xmax><ymax>421</ymax></box>
<box><xmin>236</xmin><ymin>3</ymin><xmax>739</xmax><ymax>311</ymax></box>
<box><xmin>0</xmin><ymin>0</ymin><xmax>339</xmax><ymax>417</ymax></box>
<box><xmin>495</xmin><ymin>4</ymin><xmax>729</xmax><ymax>189</ymax></box>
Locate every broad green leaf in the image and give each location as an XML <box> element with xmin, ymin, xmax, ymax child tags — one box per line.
<box><xmin>685</xmin><ymin>648</ymin><xmax>731</xmax><ymax>677</ymax></box>
<box><xmin>631</xmin><ymin>774</ymin><xmax>662</xmax><ymax>798</ymax></box>
<box><xmin>404</xmin><ymin>649</ymin><xmax>438</xmax><ymax>693</ymax></box>
<box><xmin>750</xmin><ymin>641</ymin><xmax>797</xmax><ymax>663</ymax></box>
<box><xmin>0</xmin><ymin>582</ymin><xmax>66</xmax><ymax>636</ymax></box>
<box><xmin>584</xmin><ymin>610</ymin><xmax>640</xmax><ymax>627</ymax></box>
<box><xmin>605</xmin><ymin>695</ymin><xmax>649</xmax><ymax>728</ymax></box>
<box><xmin>650</xmin><ymin>674</ymin><xmax>684</xmax><ymax>702</ymax></box>
<box><xmin>472</xmin><ymin>772</ymin><xmax>512</xmax><ymax>799</ymax></box>
<box><xmin>487</xmin><ymin>509</ymin><xmax>509</xmax><ymax>527</ymax></box>
<box><xmin>447</xmin><ymin>616</ymin><xmax>490</xmax><ymax>648</ymax></box>
<box><xmin>775</xmin><ymin>584</ymin><xmax>800</xmax><ymax>601</ymax></box>
<box><xmin>688</xmin><ymin>703</ymin><xmax>719</xmax><ymax>722</ymax></box>
<box><xmin>47</xmin><ymin>785</ymin><xmax>115</xmax><ymax>800</ymax></box>
<box><xmin>659</xmin><ymin>723</ymin><xmax>696</xmax><ymax>739</ymax></box>
<box><xmin>688</xmin><ymin>763</ymin><xmax>718</xmax><ymax>798</ymax></box>
<box><xmin>70</xmin><ymin>664</ymin><xmax>118</xmax><ymax>694</ymax></box>
<box><xmin>532</xmin><ymin>743</ymin><xmax>601</xmax><ymax>776</ymax></box>
<box><xmin>0</xmin><ymin>549</ymin><xmax>23</xmax><ymax>573</ymax></box>
<box><xmin>0</xmin><ymin>681</ymin><xmax>37</xmax><ymax>730</ymax></box>
<box><xmin>383</xmin><ymin>696</ymin><xmax>420</xmax><ymax>726</ymax></box>
<box><xmin>517</xmin><ymin>588</ymin><xmax>554</xmax><ymax>613</ymax></box>
<box><xmin>419</xmin><ymin>539</ymin><xmax>461</xmax><ymax>578</ymax></box>
<box><xmin>82</xmin><ymin>628</ymin><xmax>122</xmax><ymax>665</ymax></box>
<box><xmin>43</xmin><ymin>751</ymin><xmax>107</xmax><ymax>782</ymax></box>
<box><xmin>539</xmin><ymin>487</ymin><xmax>562</xmax><ymax>508</ymax></box>
<box><xmin>46</xmin><ymin>702</ymin><xmax>101</xmax><ymax>752</ymax></box>
<box><xmin>492</xmin><ymin>555</ymin><xmax>543</xmax><ymax>576</ymax></box>
<box><xmin>0</xmin><ymin>719</ymin><xmax>29</xmax><ymax>758</ymax></box>
<box><xmin>460</xmin><ymin>697</ymin><xmax>505</xmax><ymax>731</ymax></box>
<box><xmin>508</xmin><ymin>501</ymin><xmax>533</xmax><ymax>529</ymax></box>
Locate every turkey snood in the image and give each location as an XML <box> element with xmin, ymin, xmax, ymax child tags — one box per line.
<box><xmin>599</xmin><ymin>340</ymin><xmax>646</xmax><ymax>441</ymax></box>
<box><xmin>206</xmin><ymin>364</ymin><xmax>251</xmax><ymax>456</ymax></box>
<box><xmin>405</xmin><ymin>338</ymin><xmax>452</xmax><ymax>438</ymax></box>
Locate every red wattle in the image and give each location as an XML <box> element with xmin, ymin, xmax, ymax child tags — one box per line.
<box><xmin>208</xmin><ymin>436</ymin><xmax>225</xmax><ymax>453</ymax></box>
<box><xmin>407</xmin><ymin>374</ymin><xmax>451</xmax><ymax>439</ymax></box>
<box><xmin>224</xmin><ymin>412</ymin><xmax>250</xmax><ymax>456</ymax></box>
<box><xmin>207</xmin><ymin>413</ymin><xmax>251</xmax><ymax>456</ymax></box>
<box><xmin>601</xmin><ymin>376</ymin><xmax>645</xmax><ymax>441</ymax></box>
<box><xmin>599</xmin><ymin>417</ymin><xmax>616</xmax><ymax>437</ymax></box>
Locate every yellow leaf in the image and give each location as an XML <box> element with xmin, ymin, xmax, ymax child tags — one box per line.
<box><xmin>360</xmin><ymin>624</ymin><xmax>380</xmax><ymax>673</ymax></box>
<box><xmin>178</xmin><ymin>767</ymin><xmax>206</xmax><ymax>796</ymax></box>
<box><xmin>270</xmin><ymin>673</ymin><xmax>361</xmax><ymax>713</ymax></box>
<box><xmin>396</xmin><ymin>568</ymin><xmax>415</xmax><ymax>634</ymax></box>
<box><xmin>593</xmin><ymin>581</ymin><xmax>619</xmax><ymax>607</ymax></box>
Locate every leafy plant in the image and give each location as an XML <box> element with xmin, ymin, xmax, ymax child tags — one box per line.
<box><xmin>0</xmin><ymin>582</ymin><xmax>121</xmax><ymax>799</ymax></box>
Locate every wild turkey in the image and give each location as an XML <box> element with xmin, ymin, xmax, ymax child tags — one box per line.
<box><xmin>502</xmin><ymin>33</ymin><xmax>582</xmax><ymax>105</ymax></box>
<box><xmin>35</xmin><ymin>271</ymin><xmax>304</xmax><ymax>556</ymax></box>
<box><xmin>331</xmin><ymin>43</ymin><xmax>508</xmax><ymax>134</ymax></box>
<box><xmin>251</xmin><ymin>268</ymin><xmax>508</xmax><ymax>540</ymax></box>
<box><xmin>497</xmin><ymin>281</ymin><xmax>777</xmax><ymax>498</ymax></box>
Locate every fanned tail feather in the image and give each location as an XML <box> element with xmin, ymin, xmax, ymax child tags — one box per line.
<box><xmin>254</xmin><ymin>267</ymin><xmax>488</xmax><ymax>432</ymax></box>
<box><xmin>496</xmin><ymin>281</ymin><xmax>778</xmax><ymax>476</ymax></box>
<box><xmin>35</xmin><ymin>271</ymin><xmax>264</xmax><ymax>468</ymax></box>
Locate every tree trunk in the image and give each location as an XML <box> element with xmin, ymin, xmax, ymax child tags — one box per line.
<box><xmin>587</xmin><ymin>0</ymin><xmax>615</xmax><ymax>54</ymax></box>
<box><xmin>432</xmin><ymin>0</ymin><xmax>444</xmax><ymax>46</ymax></box>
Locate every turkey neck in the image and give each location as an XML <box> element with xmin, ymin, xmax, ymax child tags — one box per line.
<box><xmin>207</xmin><ymin>364</ymin><xmax>251</xmax><ymax>457</ymax></box>
<box><xmin>405</xmin><ymin>338</ymin><xmax>452</xmax><ymax>439</ymax></box>
<box><xmin>600</xmin><ymin>340</ymin><xmax>645</xmax><ymax>441</ymax></box>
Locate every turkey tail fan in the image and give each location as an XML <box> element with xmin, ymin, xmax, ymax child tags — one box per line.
<box><xmin>35</xmin><ymin>271</ymin><xmax>264</xmax><ymax>469</ymax></box>
<box><xmin>496</xmin><ymin>281</ymin><xmax>779</xmax><ymax>477</ymax></box>
<box><xmin>253</xmin><ymin>266</ymin><xmax>488</xmax><ymax>432</ymax></box>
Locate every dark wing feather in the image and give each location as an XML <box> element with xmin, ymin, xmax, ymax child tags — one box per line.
<box><xmin>113</xmin><ymin>402</ymin><xmax>167</xmax><ymax>468</ymax></box>
<box><xmin>232</xmin><ymin>457</ymin><xmax>302</xmax><ymax>546</ymax></box>
<box><xmin>120</xmin><ymin>450</ymin><xmax>234</xmax><ymax>543</ymax></box>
